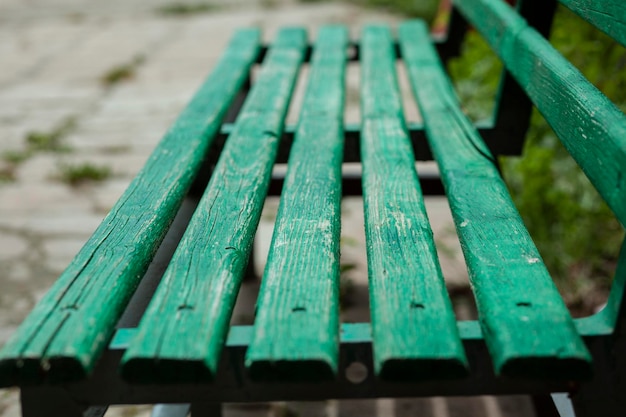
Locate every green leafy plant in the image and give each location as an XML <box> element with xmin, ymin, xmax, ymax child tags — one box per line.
<box><xmin>25</xmin><ymin>116</ymin><xmax>76</xmax><ymax>152</ymax></box>
<box><xmin>1</xmin><ymin>115</ymin><xmax>78</xmax><ymax>184</ymax></box>
<box><xmin>100</xmin><ymin>55</ymin><xmax>145</xmax><ymax>86</ymax></box>
<box><xmin>58</xmin><ymin>162</ymin><xmax>112</xmax><ymax>186</ymax></box>
<box><xmin>297</xmin><ymin>0</ymin><xmax>439</xmax><ymax>20</ymax></box>
<box><xmin>0</xmin><ymin>168</ymin><xmax>15</xmax><ymax>183</ymax></box>
<box><xmin>156</xmin><ymin>2</ymin><xmax>217</xmax><ymax>16</ymax></box>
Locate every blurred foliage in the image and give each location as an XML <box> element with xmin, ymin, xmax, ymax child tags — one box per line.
<box><xmin>300</xmin><ymin>0</ymin><xmax>440</xmax><ymax>21</ymax></box>
<box><xmin>58</xmin><ymin>162</ymin><xmax>112</xmax><ymax>186</ymax></box>
<box><xmin>356</xmin><ymin>0</ymin><xmax>440</xmax><ymax>20</ymax></box>
<box><xmin>448</xmin><ymin>5</ymin><xmax>626</xmax><ymax>312</ymax></box>
<box><xmin>155</xmin><ymin>2</ymin><xmax>218</xmax><ymax>16</ymax></box>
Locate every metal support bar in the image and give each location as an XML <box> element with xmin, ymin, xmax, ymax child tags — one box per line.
<box><xmin>490</xmin><ymin>0</ymin><xmax>558</xmax><ymax>155</ymax></box>
<box><xmin>215</xmin><ymin>123</ymin><xmax>520</xmax><ymax>165</ymax></box>
<box><xmin>190</xmin><ymin>403</ymin><xmax>222</xmax><ymax>417</ymax></box>
<box><xmin>29</xmin><ymin>324</ymin><xmax>609</xmax><ymax>407</ymax></box>
<box><xmin>21</xmin><ymin>386</ymin><xmax>90</xmax><ymax>417</ymax></box>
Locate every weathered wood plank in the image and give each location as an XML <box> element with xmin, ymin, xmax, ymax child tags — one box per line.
<box><xmin>360</xmin><ymin>25</ymin><xmax>468</xmax><ymax>380</ymax></box>
<box><xmin>455</xmin><ymin>0</ymin><xmax>626</xmax><ymax>227</ymax></box>
<box><xmin>121</xmin><ymin>28</ymin><xmax>307</xmax><ymax>383</ymax></box>
<box><xmin>0</xmin><ymin>29</ymin><xmax>261</xmax><ymax>388</ymax></box>
<box><xmin>399</xmin><ymin>19</ymin><xmax>592</xmax><ymax>379</ymax></box>
<box><xmin>245</xmin><ymin>26</ymin><xmax>347</xmax><ymax>381</ymax></box>
<box><xmin>559</xmin><ymin>0</ymin><xmax>626</xmax><ymax>46</ymax></box>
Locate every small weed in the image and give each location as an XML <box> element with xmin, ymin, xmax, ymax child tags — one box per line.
<box><xmin>58</xmin><ymin>163</ymin><xmax>112</xmax><ymax>186</ymax></box>
<box><xmin>435</xmin><ymin>237</ymin><xmax>457</xmax><ymax>260</ymax></box>
<box><xmin>259</xmin><ymin>0</ymin><xmax>278</xmax><ymax>8</ymax></box>
<box><xmin>2</xmin><ymin>150</ymin><xmax>32</xmax><ymax>164</ymax></box>
<box><xmin>25</xmin><ymin>116</ymin><xmax>76</xmax><ymax>153</ymax></box>
<box><xmin>100</xmin><ymin>55</ymin><xmax>145</xmax><ymax>87</ymax></box>
<box><xmin>340</xmin><ymin>236</ymin><xmax>359</xmax><ymax>248</ymax></box>
<box><xmin>0</xmin><ymin>167</ymin><xmax>15</xmax><ymax>183</ymax></box>
<box><xmin>339</xmin><ymin>263</ymin><xmax>357</xmax><ymax>309</ymax></box>
<box><xmin>156</xmin><ymin>2</ymin><xmax>218</xmax><ymax>16</ymax></box>
<box><xmin>101</xmin><ymin>145</ymin><xmax>131</xmax><ymax>155</ymax></box>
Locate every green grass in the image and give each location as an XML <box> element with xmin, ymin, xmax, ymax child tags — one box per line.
<box><xmin>2</xmin><ymin>150</ymin><xmax>31</xmax><ymax>165</ymax></box>
<box><xmin>297</xmin><ymin>0</ymin><xmax>439</xmax><ymax>20</ymax></box>
<box><xmin>0</xmin><ymin>116</ymin><xmax>79</xmax><ymax>185</ymax></box>
<box><xmin>0</xmin><ymin>169</ymin><xmax>15</xmax><ymax>183</ymax></box>
<box><xmin>100</xmin><ymin>55</ymin><xmax>145</xmax><ymax>87</ymax></box>
<box><xmin>156</xmin><ymin>2</ymin><xmax>218</xmax><ymax>16</ymax></box>
<box><xmin>58</xmin><ymin>163</ymin><xmax>112</xmax><ymax>186</ymax></box>
<box><xmin>25</xmin><ymin>116</ymin><xmax>76</xmax><ymax>153</ymax></box>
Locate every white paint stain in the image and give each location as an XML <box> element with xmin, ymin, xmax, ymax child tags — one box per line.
<box><xmin>460</xmin><ymin>220</ymin><xmax>469</xmax><ymax>227</ymax></box>
<box><xmin>527</xmin><ymin>257</ymin><xmax>540</xmax><ymax>264</ymax></box>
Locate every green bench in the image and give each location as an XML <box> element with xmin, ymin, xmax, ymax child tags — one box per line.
<box><xmin>1</xmin><ymin>0</ymin><xmax>625</xmax><ymax>415</ymax></box>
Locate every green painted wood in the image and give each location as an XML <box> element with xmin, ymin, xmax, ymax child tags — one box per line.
<box><xmin>360</xmin><ymin>25</ymin><xmax>468</xmax><ymax>381</ymax></box>
<box><xmin>121</xmin><ymin>27</ymin><xmax>307</xmax><ymax>384</ymax></box>
<box><xmin>559</xmin><ymin>0</ymin><xmax>626</xmax><ymax>46</ymax></box>
<box><xmin>455</xmin><ymin>0</ymin><xmax>626</xmax><ymax>227</ymax></box>
<box><xmin>0</xmin><ymin>29</ymin><xmax>260</xmax><ymax>388</ymax></box>
<box><xmin>399</xmin><ymin>20</ymin><xmax>592</xmax><ymax>379</ymax></box>
<box><xmin>245</xmin><ymin>26</ymin><xmax>347</xmax><ymax>382</ymax></box>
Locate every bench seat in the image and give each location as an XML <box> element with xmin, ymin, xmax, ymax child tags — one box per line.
<box><xmin>1</xmin><ymin>0</ymin><xmax>626</xmax><ymax>415</ymax></box>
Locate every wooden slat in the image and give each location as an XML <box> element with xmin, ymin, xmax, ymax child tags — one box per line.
<box><xmin>0</xmin><ymin>29</ymin><xmax>260</xmax><ymax>388</ymax></box>
<box><xmin>121</xmin><ymin>28</ymin><xmax>307</xmax><ymax>383</ymax></box>
<box><xmin>245</xmin><ymin>26</ymin><xmax>347</xmax><ymax>381</ymax></box>
<box><xmin>399</xmin><ymin>19</ymin><xmax>592</xmax><ymax>379</ymax></box>
<box><xmin>559</xmin><ymin>0</ymin><xmax>626</xmax><ymax>46</ymax></box>
<box><xmin>360</xmin><ymin>25</ymin><xmax>468</xmax><ymax>381</ymax></box>
<box><xmin>455</xmin><ymin>0</ymin><xmax>626</xmax><ymax>227</ymax></box>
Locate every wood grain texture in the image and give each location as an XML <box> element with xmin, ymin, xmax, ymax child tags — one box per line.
<box><xmin>245</xmin><ymin>26</ymin><xmax>347</xmax><ymax>381</ymax></box>
<box><xmin>0</xmin><ymin>29</ymin><xmax>261</xmax><ymax>388</ymax></box>
<box><xmin>360</xmin><ymin>25</ymin><xmax>467</xmax><ymax>381</ymax></box>
<box><xmin>399</xmin><ymin>20</ymin><xmax>592</xmax><ymax>379</ymax></box>
<box><xmin>121</xmin><ymin>28</ymin><xmax>307</xmax><ymax>383</ymax></box>
<box><xmin>559</xmin><ymin>0</ymin><xmax>626</xmax><ymax>46</ymax></box>
<box><xmin>455</xmin><ymin>0</ymin><xmax>626</xmax><ymax>227</ymax></box>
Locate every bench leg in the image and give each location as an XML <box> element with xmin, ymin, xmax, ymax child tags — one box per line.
<box><xmin>20</xmin><ymin>387</ymin><xmax>95</xmax><ymax>417</ymax></box>
<box><xmin>531</xmin><ymin>394</ymin><xmax>561</xmax><ymax>417</ymax></box>
<box><xmin>570</xmin><ymin>336</ymin><xmax>626</xmax><ymax>417</ymax></box>
<box><xmin>190</xmin><ymin>402</ymin><xmax>222</xmax><ymax>417</ymax></box>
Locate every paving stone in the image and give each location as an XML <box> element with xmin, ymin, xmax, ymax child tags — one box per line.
<box><xmin>22</xmin><ymin>213</ymin><xmax>104</xmax><ymax>237</ymax></box>
<box><xmin>42</xmin><ymin>237</ymin><xmax>90</xmax><ymax>273</ymax></box>
<box><xmin>0</xmin><ymin>389</ymin><xmax>20</xmax><ymax>417</ymax></box>
<box><xmin>58</xmin><ymin>152</ymin><xmax>150</xmax><ymax>178</ymax></box>
<box><xmin>0</xmin><ymin>183</ymin><xmax>92</xmax><ymax>214</ymax></box>
<box><xmin>13</xmin><ymin>154</ymin><xmax>59</xmax><ymax>184</ymax></box>
<box><xmin>90</xmin><ymin>179</ymin><xmax>131</xmax><ymax>213</ymax></box>
<box><xmin>0</xmin><ymin>234</ymin><xmax>28</xmax><ymax>261</ymax></box>
<box><xmin>0</xmin><ymin>20</ymin><xmax>87</xmax><ymax>87</ymax></box>
<box><xmin>424</xmin><ymin>196</ymin><xmax>470</xmax><ymax>288</ymax></box>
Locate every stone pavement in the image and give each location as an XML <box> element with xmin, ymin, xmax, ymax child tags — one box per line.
<box><xmin>0</xmin><ymin>0</ymin><xmax>533</xmax><ymax>415</ymax></box>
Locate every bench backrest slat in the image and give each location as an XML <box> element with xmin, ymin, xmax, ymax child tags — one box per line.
<box><xmin>245</xmin><ymin>26</ymin><xmax>347</xmax><ymax>381</ymax></box>
<box><xmin>0</xmin><ymin>29</ymin><xmax>261</xmax><ymax>388</ymax></box>
<box><xmin>455</xmin><ymin>0</ymin><xmax>626</xmax><ymax>227</ymax></box>
<box><xmin>121</xmin><ymin>28</ymin><xmax>307</xmax><ymax>383</ymax></box>
<box><xmin>558</xmin><ymin>0</ymin><xmax>626</xmax><ymax>46</ymax></box>
<box><xmin>399</xmin><ymin>20</ymin><xmax>592</xmax><ymax>379</ymax></box>
<box><xmin>361</xmin><ymin>25</ymin><xmax>468</xmax><ymax>380</ymax></box>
